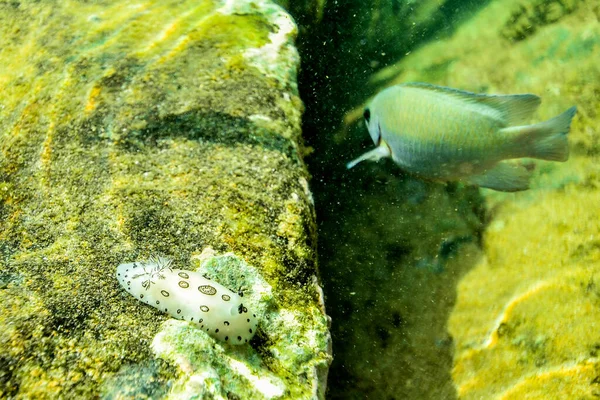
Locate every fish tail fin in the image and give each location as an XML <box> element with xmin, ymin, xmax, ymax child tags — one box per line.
<box><xmin>511</xmin><ymin>106</ymin><xmax>577</xmax><ymax>161</ymax></box>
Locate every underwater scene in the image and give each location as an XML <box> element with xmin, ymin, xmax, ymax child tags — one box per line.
<box><xmin>0</xmin><ymin>0</ymin><xmax>598</xmax><ymax>399</ymax></box>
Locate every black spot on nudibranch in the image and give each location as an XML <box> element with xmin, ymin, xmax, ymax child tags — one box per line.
<box><xmin>177</xmin><ymin>309</ymin><xmax>181</xmax><ymax>314</ymax></box>
<box><xmin>225</xmin><ymin>336</ymin><xmax>229</xmax><ymax>341</ymax></box>
<box><xmin>161</xmin><ymin>290</ymin><xmax>170</xmax><ymax>297</ymax></box>
<box><xmin>198</xmin><ymin>285</ymin><xmax>217</xmax><ymax>295</ymax></box>
<box><xmin>238</xmin><ymin>304</ymin><xmax>244</xmax><ymax>314</ymax></box>
<box><xmin>178</xmin><ymin>281</ymin><xmax>189</xmax><ymax>289</ymax></box>
<box><xmin>249</xmin><ymin>329</ymin><xmax>253</xmax><ymax>333</ymax></box>
<box><xmin>156</xmin><ymin>300</ymin><xmax>160</xmax><ymax>305</ymax></box>
<box><xmin>222</xmin><ymin>294</ymin><xmax>231</xmax><ymax>301</ymax></box>
<box><xmin>215</xmin><ymin>329</ymin><xmax>219</xmax><ymax>333</ymax></box>
<box><xmin>178</xmin><ymin>272</ymin><xmax>189</xmax><ymax>279</ymax></box>
<box><xmin>237</xmin><ymin>336</ymin><xmax>242</xmax><ymax>341</ymax></box>
<box><xmin>200</xmin><ymin>306</ymin><xmax>209</xmax><ymax>312</ymax></box>
<box><xmin>224</xmin><ymin>321</ymin><xmax>230</xmax><ymax>326</ymax></box>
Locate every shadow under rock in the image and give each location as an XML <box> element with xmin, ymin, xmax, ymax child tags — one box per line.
<box><xmin>318</xmin><ymin>159</ymin><xmax>485</xmax><ymax>400</ymax></box>
<box><xmin>290</xmin><ymin>1</ymin><xmax>494</xmax><ymax>397</ymax></box>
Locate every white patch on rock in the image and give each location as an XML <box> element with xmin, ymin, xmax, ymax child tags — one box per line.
<box><xmin>228</xmin><ymin>358</ymin><xmax>286</xmax><ymax>398</ymax></box>
<box><xmin>217</xmin><ymin>0</ymin><xmax>299</xmax><ymax>89</ymax></box>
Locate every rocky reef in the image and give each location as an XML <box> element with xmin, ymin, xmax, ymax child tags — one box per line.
<box><xmin>0</xmin><ymin>1</ymin><xmax>330</xmax><ymax>399</ymax></box>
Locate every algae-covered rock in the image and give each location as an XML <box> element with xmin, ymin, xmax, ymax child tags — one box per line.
<box><xmin>0</xmin><ymin>1</ymin><xmax>331</xmax><ymax>398</ymax></box>
<box><xmin>364</xmin><ymin>0</ymin><xmax>600</xmax><ymax>398</ymax></box>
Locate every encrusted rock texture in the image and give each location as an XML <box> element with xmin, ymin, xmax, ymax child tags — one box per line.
<box><xmin>0</xmin><ymin>1</ymin><xmax>331</xmax><ymax>399</ymax></box>
<box><xmin>355</xmin><ymin>0</ymin><xmax>600</xmax><ymax>398</ymax></box>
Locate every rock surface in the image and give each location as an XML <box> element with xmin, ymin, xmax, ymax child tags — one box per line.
<box><xmin>0</xmin><ymin>1</ymin><xmax>331</xmax><ymax>399</ymax></box>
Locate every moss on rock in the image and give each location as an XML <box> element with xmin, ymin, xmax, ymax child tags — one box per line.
<box><xmin>0</xmin><ymin>0</ymin><xmax>330</xmax><ymax>398</ymax></box>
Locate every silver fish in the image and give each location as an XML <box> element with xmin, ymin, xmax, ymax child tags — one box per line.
<box><xmin>347</xmin><ymin>82</ymin><xmax>577</xmax><ymax>192</ymax></box>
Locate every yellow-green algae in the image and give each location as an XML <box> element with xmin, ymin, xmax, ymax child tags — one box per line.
<box><xmin>0</xmin><ymin>0</ymin><xmax>330</xmax><ymax>399</ymax></box>
<box><xmin>351</xmin><ymin>0</ymin><xmax>600</xmax><ymax>398</ymax></box>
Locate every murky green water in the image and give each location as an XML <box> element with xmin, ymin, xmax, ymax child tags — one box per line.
<box><xmin>298</xmin><ymin>0</ymin><xmax>600</xmax><ymax>398</ymax></box>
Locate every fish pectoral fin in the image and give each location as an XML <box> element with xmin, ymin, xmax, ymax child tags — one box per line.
<box><xmin>464</xmin><ymin>161</ymin><xmax>533</xmax><ymax>192</ymax></box>
<box><xmin>346</xmin><ymin>145</ymin><xmax>391</xmax><ymax>169</ymax></box>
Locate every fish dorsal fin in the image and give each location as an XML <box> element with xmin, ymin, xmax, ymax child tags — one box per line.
<box><xmin>401</xmin><ymin>82</ymin><xmax>541</xmax><ymax>125</ymax></box>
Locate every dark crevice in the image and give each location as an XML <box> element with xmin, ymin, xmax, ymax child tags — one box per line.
<box><xmin>291</xmin><ymin>1</ymin><xmax>492</xmax><ymax>398</ymax></box>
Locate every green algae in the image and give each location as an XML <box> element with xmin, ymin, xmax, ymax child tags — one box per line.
<box><xmin>101</xmin><ymin>360</ymin><xmax>175</xmax><ymax>400</ymax></box>
<box><xmin>189</xmin><ymin>13</ymin><xmax>273</xmax><ymax>52</ymax></box>
<box><xmin>0</xmin><ymin>0</ymin><xmax>330</xmax><ymax>398</ymax></box>
<box><xmin>500</xmin><ymin>0</ymin><xmax>580</xmax><ymax>42</ymax></box>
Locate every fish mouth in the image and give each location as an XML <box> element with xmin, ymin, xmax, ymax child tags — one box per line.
<box><xmin>346</xmin><ymin>141</ymin><xmax>391</xmax><ymax>169</ymax></box>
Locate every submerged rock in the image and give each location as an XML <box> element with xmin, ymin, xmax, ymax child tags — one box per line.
<box><xmin>0</xmin><ymin>1</ymin><xmax>330</xmax><ymax>399</ymax></box>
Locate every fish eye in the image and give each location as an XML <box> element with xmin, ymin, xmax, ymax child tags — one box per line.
<box><xmin>363</xmin><ymin>108</ymin><xmax>371</xmax><ymax>123</ymax></box>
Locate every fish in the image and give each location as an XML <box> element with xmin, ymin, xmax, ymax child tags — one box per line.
<box><xmin>346</xmin><ymin>82</ymin><xmax>577</xmax><ymax>192</ymax></box>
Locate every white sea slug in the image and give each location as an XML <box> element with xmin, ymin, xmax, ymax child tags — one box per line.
<box><xmin>116</xmin><ymin>256</ymin><xmax>258</xmax><ymax>345</ymax></box>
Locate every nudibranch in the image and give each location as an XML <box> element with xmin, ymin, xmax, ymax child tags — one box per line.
<box><xmin>116</xmin><ymin>256</ymin><xmax>258</xmax><ymax>345</ymax></box>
